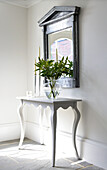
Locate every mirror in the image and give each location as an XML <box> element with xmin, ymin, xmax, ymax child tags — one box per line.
<box><xmin>48</xmin><ymin>28</ymin><xmax>73</xmax><ymax>62</ymax></box>
<box><xmin>38</xmin><ymin>6</ymin><xmax>80</xmax><ymax>87</ymax></box>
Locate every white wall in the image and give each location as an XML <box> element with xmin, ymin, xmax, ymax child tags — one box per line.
<box><xmin>26</xmin><ymin>0</ymin><xmax>107</xmax><ymax>169</ymax></box>
<box><xmin>0</xmin><ymin>3</ymin><xmax>27</xmax><ymax>141</ymax></box>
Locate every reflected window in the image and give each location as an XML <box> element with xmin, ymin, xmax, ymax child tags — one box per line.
<box><xmin>50</xmin><ymin>38</ymin><xmax>73</xmax><ymax>61</ymax></box>
<box><xmin>48</xmin><ymin>28</ymin><xmax>73</xmax><ymax>62</ymax></box>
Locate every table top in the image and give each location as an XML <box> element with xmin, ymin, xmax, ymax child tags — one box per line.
<box><xmin>17</xmin><ymin>96</ymin><xmax>82</xmax><ymax>104</ymax></box>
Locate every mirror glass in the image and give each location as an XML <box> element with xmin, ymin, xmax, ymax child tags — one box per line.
<box><xmin>48</xmin><ymin>28</ymin><xmax>73</xmax><ymax>62</ymax></box>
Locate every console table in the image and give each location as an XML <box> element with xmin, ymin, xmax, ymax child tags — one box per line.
<box><xmin>17</xmin><ymin>96</ymin><xmax>82</xmax><ymax>167</ymax></box>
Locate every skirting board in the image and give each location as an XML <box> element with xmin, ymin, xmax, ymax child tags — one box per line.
<box><xmin>26</xmin><ymin>121</ymin><xmax>107</xmax><ymax>169</ymax></box>
<box><xmin>0</xmin><ymin>122</ymin><xmax>21</xmax><ymax>142</ymax></box>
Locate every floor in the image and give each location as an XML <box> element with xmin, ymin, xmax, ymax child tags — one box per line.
<box><xmin>0</xmin><ymin>139</ymin><xmax>105</xmax><ymax>170</ymax></box>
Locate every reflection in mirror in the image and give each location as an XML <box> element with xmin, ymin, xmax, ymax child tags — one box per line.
<box><xmin>48</xmin><ymin>28</ymin><xmax>73</xmax><ymax>62</ymax></box>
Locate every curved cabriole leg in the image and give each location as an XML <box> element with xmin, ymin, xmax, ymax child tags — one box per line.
<box><xmin>17</xmin><ymin>100</ymin><xmax>25</xmax><ymax>149</ymax></box>
<box><xmin>39</xmin><ymin>106</ymin><xmax>44</xmax><ymax>144</ymax></box>
<box><xmin>51</xmin><ymin>109</ymin><xmax>57</xmax><ymax>167</ymax></box>
<box><xmin>72</xmin><ymin>103</ymin><xmax>81</xmax><ymax>159</ymax></box>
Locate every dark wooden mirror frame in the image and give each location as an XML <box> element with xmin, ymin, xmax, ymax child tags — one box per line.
<box><xmin>38</xmin><ymin>6</ymin><xmax>80</xmax><ymax>87</ymax></box>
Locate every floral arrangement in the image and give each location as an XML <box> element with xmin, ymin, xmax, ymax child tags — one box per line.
<box><xmin>35</xmin><ymin>56</ymin><xmax>73</xmax><ymax>99</ymax></box>
<box><xmin>35</xmin><ymin>56</ymin><xmax>73</xmax><ymax>80</ymax></box>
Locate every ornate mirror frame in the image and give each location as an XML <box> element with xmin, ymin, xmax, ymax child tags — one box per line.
<box><xmin>38</xmin><ymin>6</ymin><xmax>80</xmax><ymax>87</ymax></box>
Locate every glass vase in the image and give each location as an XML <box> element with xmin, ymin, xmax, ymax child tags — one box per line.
<box><xmin>43</xmin><ymin>80</ymin><xmax>61</xmax><ymax>99</ymax></box>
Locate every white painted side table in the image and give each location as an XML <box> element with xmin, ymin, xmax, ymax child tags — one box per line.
<box><xmin>17</xmin><ymin>96</ymin><xmax>82</xmax><ymax>167</ymax></box>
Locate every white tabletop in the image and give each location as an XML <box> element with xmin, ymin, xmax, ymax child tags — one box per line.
<box><xmin>16</xmin><ymin>96</ymin><xmax>82</xmax><ymax>103</ymax></box>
